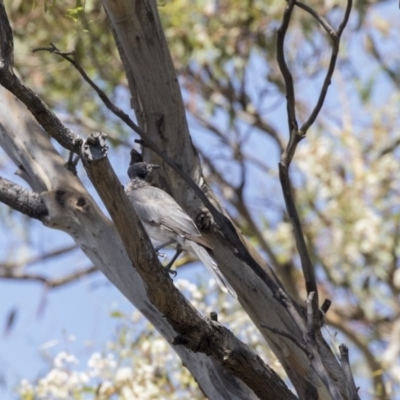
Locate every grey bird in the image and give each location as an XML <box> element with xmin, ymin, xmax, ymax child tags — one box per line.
<box><xmin>126</xmin><ymin>162</ymin><xmax>236</xmax><ymax>298</ymax></box>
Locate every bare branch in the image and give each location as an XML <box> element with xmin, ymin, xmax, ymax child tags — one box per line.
<box><xmin>276</xmin><ymin>0</ymin><xmax>352</xmax><ymax>303</ymax></box>
<box><xmin>279</xmin><ymin>161</ymin><xmax>317</xmax><ymax>298</ymax></box>
<box><xmin>294</xmin><ymin>1</ymin><xmax>335</xmax><ymax>38</ymax></box>
<box><xmin>300</xmin><ymin>0</ymin><xmax>352</xmax><ymax>133</ymax></box>
<box><xmin>276</xmin><ymin>0</ymin><xmax>298</xmax><ymax>133</ymax></box>
<box><xmin>321</xmin><ymin>299</ymin><xmax>331</xmax><ymax>314</ymax></box>
<box><xmin>0</xmin><ymin>266</ymin><xmax>98</xmax><ymax>289</ymax></box>
<box><xmin>184</xmin><ymin>66</ymin><xmax>285</xmax><ymax>152</ymax></box>
<box><xmin>0</xmin><ymin>244</ymin><xmax>78</xmax><ymax>270</ymax></box>
<box><xmin>0</xmin><ymin>5</ymin><xmax>80</xmax><ymax>153</ymax></box>
<box><xmin>277</xmin><ymin>289</ymin><xmax>347</xmax><ymax>399</ymax></box>
<box><xmin>0</xmin><ymin>176</ymin><xmax>48</xmax><ymax>220</ymax></box>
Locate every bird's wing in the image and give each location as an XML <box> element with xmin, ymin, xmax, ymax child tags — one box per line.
<box><xmin>186</xmin><ymin>241</ymin><xmax>236</xmax><ymax>298</ymax></box>
<box><xmin>127</xmin><ymin>186</ymin><xmax>213</xmax><ymax>249</ymax></box>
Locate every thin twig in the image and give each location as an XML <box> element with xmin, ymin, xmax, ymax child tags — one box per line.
<box><xmin>0</xmin><ymin>266</ymin><xmax>98</xmax><ymax>288</ymax></box>
<box><xmin>0</xmin><ymin>244</ymin><xmax>78</xmax><ymax>270</ymax></box>
<box><xmin>301</xmin><ymin>0</ymin><xmax>353</xmax><ymax>133</ymax></box>
<box><xmin>294</xmin><ymin>1</ymin><xmax>336</xmax><ymax>38</ymax></box>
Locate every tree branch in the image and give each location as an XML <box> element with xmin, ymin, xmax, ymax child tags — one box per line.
<box><xmin>276</xmin><ymin>0</ymin><xmax>352</xmax><ymax>303</ymax></box>
<box><xmin>276</xmin><ymin>0</ymin><xmax>298</xmax><ymax>134</ymax></box>
<box><xmin>0</xmin><ymin>266</ymin><xmax>98</xmax><ymax>288</ymax></box>
<box><xmin>0</xmin><ymin>176</ymin><xmax>48</xmax><ymax>220</ymax></box>
<box><xmin>279</xmin><ymin>157</ymin><xmax>317</xmax><ymax>299</ymax></box>
<box><xmin>0</xmin><ymin>4</ymin><xmax>81</xmax><ymax>153</ymax></box>
<box><xmin>294</xmin><ymin>1</ymin><xmax>335</xmax><ymax>38</ymax></box>
<box><xmin>300</xmin><ymin>0</ymin><xmax>353</xmax><ymax>133</ymax></box>
<box><xmin>80</xmin><ymin>132</ymin><xmax>297</xmax><ymax>400</ymax></box>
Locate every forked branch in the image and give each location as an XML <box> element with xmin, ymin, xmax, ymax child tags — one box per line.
<box><xmin>276</xmin><ymin>0</ymin><xmax>352</xmax><ymax>302</ymax></box>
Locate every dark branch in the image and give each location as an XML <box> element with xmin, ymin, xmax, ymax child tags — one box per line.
<box><xmin>294</xmin><ymin>1</ymin><xmax>335</xmax><ymax>38</ymax></box>
<box><xmin>2</xmin><ymin>244</ymin><xmax>78</xmax><ymax>269</ymax></box>
<box><xmin>0</xmin><ymin>5</ymin><xmax>80</xmax><ymax>152</ymax></box>
<box><xmin>321</xmin><ymin>299</ymin><xmax>331</xmax><ymax>314</ymax></box>
<box><xmin>0</xmin><ymin>266</ymin><xmax>98</xmax><ymax>289</ymax></box>
<box><xmin>276</xmin><ymin>0</ymin><xmax>298</xmax><ymax>133</ymax></box>
<box><xmin>0</xmin><ymin>176</ymin><xmax>48</xmax><ymax>220</ymax></box>
<box><xmin>300</xmin><ymin>0</ymin><xmax>353</xmax><ymax>133</ymax></box>
<box><xmin>276</xmin><ymin>0</ymin><xmax>352</xmax><ymax>303</ymax></box>
<box><xmin>279</xmin><ymin>162</ymin><xmax>317</xmax><ymax>298</ymax></box>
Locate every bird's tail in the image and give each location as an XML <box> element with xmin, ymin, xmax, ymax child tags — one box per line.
<box><xmin>186</xmin><ymin>241</ymin><xmax>237</xmax><ymax>298</ymax></box>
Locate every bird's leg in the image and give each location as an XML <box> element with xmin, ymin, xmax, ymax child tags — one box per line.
<box><xmin>154</xmin><ymin>239</ymin><xmax>175</xmax><ymax>260</ymax></box>
<box><xmin>165</xmin><ymin>245</ymin><xmax>183</xmax><ymax>278</ymax></box>
<box><xmin>154</xmin><ymin>239</ymin><xmax>175</xmax><ymax>252</ymax></box>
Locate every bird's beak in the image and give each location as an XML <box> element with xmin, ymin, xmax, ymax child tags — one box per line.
<box><xmin>149</xmin><ymin>164</ymin><xmax>161</xmax><ymax>170</ymax></box>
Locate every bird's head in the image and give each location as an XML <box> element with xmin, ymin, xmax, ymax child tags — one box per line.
<box><xmin>127</xmin><ymin>162</ymin><xmax>161</xmax><ymax>181</ymax></box>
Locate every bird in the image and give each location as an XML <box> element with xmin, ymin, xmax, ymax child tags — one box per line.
<box><xmin>125</xmin><ymin>161</ymin><xmax>236</xmax><ymax>298</ymax></box>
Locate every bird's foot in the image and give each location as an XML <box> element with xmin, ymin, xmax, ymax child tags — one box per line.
<box><xmin>162</xmin><ymin>246</ymin><xmax>182</xmax><ymax>278</ymax></box>
<box><xmin>165</xmin><ymin>266</ymin><xmax>177</xmax><ymax>278</ymax></box>
<box><xmin>164</xmin><ymin>261</ymin><xmax>177</xmax><ymax>278</ymax></box>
